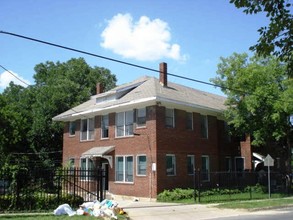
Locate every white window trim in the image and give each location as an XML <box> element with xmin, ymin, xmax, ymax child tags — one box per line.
<box><xmin>166</xmin><ymin>154</ymin><xmax>176</xmax><ymax>176</ymax></box>
<box><xmin>200</xmin><ymin>115</ymin><xmax>208</xmax><ymax>139</ymax></box>
<box><xmin>136</xmin><ymin>154</ymin><xmax>147</xmax><ymax>176</ymax></box>
<box><xmin>101</xmin><ymin>114</ymin><xmax>109</xmax><ymax>139</ymax></box>
<box><xmin>115</xmin><ymin>155</ymin><xmax>134</xmax><ymax>183</ymax></box>
<box><xmin>165</xmin><ymin>108</ymin><xmax>175</xmax><ymax>128</ymax></box>
<box><xmin>115</xmin><ymin>111</ymin><xmax>134</xmax><ymax>137</ymax></box>
<box><xmin>80</xmin><ymin>118</ymin><xmax>95</xmax><ymax>141</ymax></box>
<box><xmin>186</xmin><ymin>112</ymin><xmax>193</xmax><ymax>130</ymax></box>
<box><xmin>136</xmin><ymin>108</ymin><xmax>147</xmax><ymax>128</ymax></box>
<box><xmin>69</xmin><ymin>121</ymin><xmax>76</xmax><ymax>137</ymax></box>
<box><xmin>201</xmin><ymin>155</ymin><xmax>210</xmax><ymax>182</ymax></box>
<box><xmin>187</xmin><ymin>155</ymin><xmax>195</xmax><ymax>175</ymax></box>
<box><xmin>80</xmin><ymin>157</ymin><xmax>94</xmax><ymax>181</ymax></box>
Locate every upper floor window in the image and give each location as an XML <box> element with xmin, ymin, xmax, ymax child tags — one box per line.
<box><xmin>80</xmin><ymin>118</ymin><xmax>95</xmax><ymax>141</ymax></box>
<box><xmin>101</xmin><ymin>115</ymin><xmax>109</xmax><ymax>139</ymax></box>
<box><xmin>116</xmin><ymin>110</ymin><xmax>133</xmax><ymax>137</ymax></box>
<box><xmin>137</xmin><ymin>155</ymin><xmax>147</xmax><ymax>176</ymax></box>
<box><xmin>200</xmin><ymin>115</ymin><xmax>208</xmax><ymax>139</ymax></box>
<box><xmin>165</xmin><ymin>108</ymin><xmax>174</xmax><ymax>128</ymax></box>
<box><xmin>136</xmin><ymin>108</ymin><xmax>146</xmax><ymax>127</ymax></box>
<box><xmin>69</xmin><ymin>121</ymin><xmax>76</xmax><ymax>136</ymax></box>
<box><xmin>166</xmin><ymin>154</ymin><xmax>176</xmax><ymax>176</ymax></box>
<box><xmin>187</xmin><ymin>155</ymin><xmax>195</xmax><ymax>175</ymax></box>
<box><xmin>186</xmin><ymin>112</ymin><xmax>193</xmax><ymax>130</ymax></box>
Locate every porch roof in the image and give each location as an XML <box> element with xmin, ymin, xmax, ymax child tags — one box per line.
<box><xmin>82</xmin><ymin>146</ymin><xmax>115</xmax><ymax>157</ymax></box>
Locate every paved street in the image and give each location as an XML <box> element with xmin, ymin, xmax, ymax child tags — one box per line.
<box><xmin>118</xmin><ymin>199</ymin><xmax>293</xmax><ymax>220</ymax></box>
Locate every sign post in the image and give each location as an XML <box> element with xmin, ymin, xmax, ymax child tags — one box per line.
<box><xmin>264</xmin><ymin>154</ymin><xmax>274</xmax><ymax>198</ymax></box>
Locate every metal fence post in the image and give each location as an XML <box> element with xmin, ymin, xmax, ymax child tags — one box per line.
<box><xmin>99</xmin><ymin>169</ymin><xmax>104</xmax><ymax>201</ymax></box>
<box><xmin>198</xmin><ymin>169</ymin><xmax>201</xmax><ymax>203</ymax></box>
<box><xmin>193</xmin><ymin>168</ymin><xmax>197</xmax><ymax>203</ymax></box>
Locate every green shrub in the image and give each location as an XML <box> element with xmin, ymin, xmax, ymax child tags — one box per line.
<box><xmin>157</xmin><ymin>188</ymin><xmax>194</xmax><ymax>202</ymax></box>
<box><xmin>0</xmin><ymin>193</ymin><xmax>84</xmax><ymax>212</ymax></box>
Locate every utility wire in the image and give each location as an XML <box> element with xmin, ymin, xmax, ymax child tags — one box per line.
<box><xmin>0</xmin><ymin>30</ymin><xmax>246</xmax><ymax>94</ymax></box>
<box><xmin>0</xmin><ymin>64</ymin><xmax>30</xmax><ymax>87</ymax></box>
<box><xmin>0</xmin><ymin>64</ymin><xmax>88</xmax><ymax>117</ymax></box>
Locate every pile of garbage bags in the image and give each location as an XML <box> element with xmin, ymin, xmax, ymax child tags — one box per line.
<box><xmin>53</xmin><ymin>199</ymin><xmax>127</xmax><ymax>219</ymax></box>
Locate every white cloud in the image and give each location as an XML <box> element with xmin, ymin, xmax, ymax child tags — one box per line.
<box><xmin>0</xmin><ymin>70</ymin><xmax>30</xmax><ymax>90</ymax></box>
<box><xmin>100</xmin><ymin>13</ymin><xmax>186</xmax><ymax>61</ymax></box>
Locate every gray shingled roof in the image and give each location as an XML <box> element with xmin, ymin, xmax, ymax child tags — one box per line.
<box><xmin>53</xmin><ymin>76</ymin><xmax>226</xmax><ymax>121</ymax></box>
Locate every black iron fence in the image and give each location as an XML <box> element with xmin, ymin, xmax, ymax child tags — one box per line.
<box><xmin>0</xmin><ymin>167</ymin><xmax>106</xmax><ymax>212</ymax></box>
<box><xmin>193</xmin><ymin>170</ymin><xmax>291</xmax><ymax>203</ymax></box>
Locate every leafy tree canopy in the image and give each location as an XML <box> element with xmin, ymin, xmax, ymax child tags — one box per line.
<box><xmin>211</xmin><ymin>53</ymin><xmax>292</xmax><ymax>147</ymax></box>
<box><xmin>230</xmin><ymin>0</ymin><xmax>293</xmax><ymax>76</ymax></box>
<box><xmin>0</xmin><ymin>58</ymin><xmax>117</xmax><ymax>169</ymax></box>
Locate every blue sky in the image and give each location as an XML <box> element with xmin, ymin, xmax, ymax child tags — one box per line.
<box><xmin>0</xmin><ymin>0</ymin><xmax>269</xmax><ymax>95</ymax></box>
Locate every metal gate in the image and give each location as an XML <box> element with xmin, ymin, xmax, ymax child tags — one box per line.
<box><xmin>0</xmin><ymin>167</ymin><xmax>107</xmax><ymax>212</ymax></box>
<box><xmin>57</xmin><ymin>167</ymin><xmax>107</xmax><ymax>202</ymax></box>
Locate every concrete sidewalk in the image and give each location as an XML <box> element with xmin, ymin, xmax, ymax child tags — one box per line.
<box><xmin>117</xmin><ymin>199</ymin><xmax>250</xmax><ymax>220</ymax></box>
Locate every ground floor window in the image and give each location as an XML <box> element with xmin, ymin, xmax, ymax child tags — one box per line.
<box><xmin>225</xmin><ymin>157</ymin><xmax>232</xmax><ymax>172</ymax></box>
<box><xmin>235</xmin><ymin>157</ymin><xmax>244</xmax><ymax>177</ymax></box>
<box><xmin>166</xmin><ymin>154</ymin><xmax>176</xmax><ymax>176</ymax></box>
<box><xmin>80</xmin><ymin>157</ymin><xmax>94</xmax><ymax>181</ymax></box>
<box><xmin>115</xmin><ymin>156</ymin><xmax>134</xmax><ymax>183</ymax></box>
<box><xmin>137</xmin><ymin>155</ymin><xmax>147</xmax><ymax>176</ymax></box>
<box><xmin>201</xmin><ymin>155</ymin><xmax>210</xmax><ymax>181</ymax></box>
<box><xmin>187</xmin><ymin>155</ymin><xmax>195</xmax><ymax>175</ymax></box>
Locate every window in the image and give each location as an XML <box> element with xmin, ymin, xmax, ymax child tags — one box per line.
<box><xmin>187</xmin><ymin>155</ymin><xmax>195</xmax><ymax>175</ymax></box>
<box><xmin>200</xmin><ymin>115</ymin><xmax>208</xmax><ymax>139</ymax></box>
<box><xmin>165</xmin><ymin>108</ymin><xmax>174</xmax><ymax>128</ymax></box>
<box><xmin>69</xmin><ymin>158</ymin><xmax>75</xmax><ymax>174</ymax></box>
<box><xmin>186</xmin><ymin>112</ymin><xmax>193</xmax><ymax>130</ymax></box>
<box><xmin>80</xmin><ymin>118</ymin><xmax>95</xmax><ymax>141</ymax></box>
<box><xmin>80</xmin><ymin>157</ymin><xmax>94</xmax><ymax>181</ymax></box>
<box><xmin>166</xmin><ymin>154</ymin><xmax>176</xmax><ymax>176</ymax></box>
<box><xmin>101</xmin><ymin>115</ymin><xmax>109</xmax><ymax>139</ymax></box>
<box><xmin>235</xmin><ymin>157</ymin><xmax>244</xmax><ymax>176</ymax></box>
<box><xmin>69</xmin><ymin>121</ymin><xmax>76</xmax><ymax>136</ymax></box>
<box><xmin>137</xmin><ymin>155</ymin><xmax>147</xmax><ymax>176</ymax></box>
<box><xmin>116</xmin><ymin>111</ymin><xmax>134</xmax><ymax>137</ymax></box>
<box><xmin>115</xmin><ymin>156</ymin><xmax>133</xmax><ymax>182</ymax></box>
<box><xmin>201</xmin><ymin>155</ymin><xmax>210</xmax><ymax>181</ymax></box>
<box><xmin>225</xmin><ymin>157</ymin><xmax>232</xmax><ymax>172</ymax></box>
<box><xmin>136</xmin><ymin>108</ymin><xmax>146</xmax><ymax>127</ymax></box>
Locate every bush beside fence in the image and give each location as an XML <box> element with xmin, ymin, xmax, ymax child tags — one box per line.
<box><xmin>0</xmin><ymin>167</ymin><xmax>106</xmax><ymax>212</ymax></box>
<box><xmin>158</xmin><ymin>171</ymin><xmax>291</xmax><ymax>203</ymax></box>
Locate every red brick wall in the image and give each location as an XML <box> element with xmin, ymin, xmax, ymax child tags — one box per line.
<box><xmin>63</xmin><ymin>106</ymin><xmax>158</xmax><ymax>198</ymax></box>
<box><xmin>240</xmin><ymin>134</ymin><xmax>252</xmax><ymax>170</ymax></box>
<box><xmin>62</xmin><ymin>104</ymin><xmax>246</xmax><ymax>198</ymax></box>
<box><xmin>155</xmin><ymin>106</ymin><xmax>222</xmax><ymax>194</ymax></box>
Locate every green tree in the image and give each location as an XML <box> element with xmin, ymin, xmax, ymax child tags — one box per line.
<box><xmin>0</xmin><ymin>83</ymin><xmax>34</xmax><ymax>167</ymax></box>
<box><xmin>30</xmin><ymin>58</ymin><xmax>117</xmax><ymax>168</ymax></box>
<box><xmin>1</xmin><ymin>58</ymin><xmax>117</xmax><ymax>169</ymax></box>
<box><xmin>211</xmin><ymin>53</ymin><xmax>293</xmax><ymax>172</ymax></box>
<box><xmin>230</xmin><ymin>0</ymin><xmax>293</xmax><ymax>76</ymax></box>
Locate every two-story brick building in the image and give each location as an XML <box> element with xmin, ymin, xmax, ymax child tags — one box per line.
<box><xmin>53</xmin><ymin>62</ymin><xmax>252</xmax><ymax>199</ymax></box>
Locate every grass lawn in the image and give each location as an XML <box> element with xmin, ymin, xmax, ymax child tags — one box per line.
<box><xmin>216</xmin><ymin>197</ymin><xmax>293</xmax><ymax>210</ymax></box>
